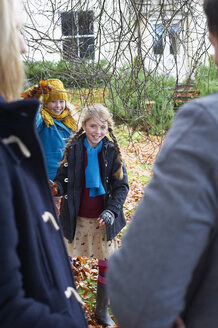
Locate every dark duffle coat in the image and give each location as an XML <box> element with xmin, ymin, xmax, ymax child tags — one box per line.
<box><xmin>54</xmin><ymin>134</ymin><xmax>129</xmax><ymax>242</ymax></box>
<box><xmin>0</xmin><ymin>96</ymin><xmax>87</xmax><ymax>328</ymax></box>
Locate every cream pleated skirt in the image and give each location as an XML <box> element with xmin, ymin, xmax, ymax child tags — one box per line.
<box><xmin>64</xmin><ymin>216</ymin><xmax>118</xmax><ymax>261</ymax></box>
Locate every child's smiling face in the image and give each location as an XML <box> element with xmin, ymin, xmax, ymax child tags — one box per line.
<box><xmin>82</xmin><ymin>116</ymin><xmax>108</xmax><ymax>148</ymax></box>
<box><xmin>47</xmin><ymin>100</ymin><xmax>66</xmax><ymax>115</ymax></box>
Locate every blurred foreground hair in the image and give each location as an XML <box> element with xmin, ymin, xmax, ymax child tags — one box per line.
<box><xmin>0</xmin><ymin>0</ymin><xmax>24</xmax><ymax>101</ymax></box>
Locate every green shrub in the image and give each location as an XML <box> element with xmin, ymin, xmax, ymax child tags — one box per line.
<box><xmin>195</xmin><ymin>56</ymin><xmax>218</xmax><ymax>96</ymax></box>
<box><xmin>24</xmin><ymin>59</ymin><xmax>111</xmax><ymax>89</ymax></box>
<box><xmin>106</xmin><ymin>65</ymin><xmax>176</xmax><ymax>135</ymax></box>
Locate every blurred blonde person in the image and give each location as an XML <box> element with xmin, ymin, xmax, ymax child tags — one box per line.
<box><xmin>0</xmin><ymin>1</ymin><xmax>87</xmax><ymax>327</ymax></box>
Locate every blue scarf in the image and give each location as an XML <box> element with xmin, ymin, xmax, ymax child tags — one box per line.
<box><xmin>84</xmin><ymin>138</ymin><xmax>106</xmax><ymax>197</ymax></box>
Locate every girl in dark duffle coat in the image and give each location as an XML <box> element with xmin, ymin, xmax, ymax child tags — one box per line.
<box><xmin>0</xmin><ymin>1</ymin><xmax>87</xmax><ymax>327</ymax></box>
<box><xmin>51</xmin><ymin>104</ymin><xmax>129</xmax><ymax>326</ymax></box>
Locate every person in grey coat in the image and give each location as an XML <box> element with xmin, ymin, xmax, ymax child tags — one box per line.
<box><xmin>107</xmin><ymin>0</ymin><xmax>218</xmax><ymax>327</ymax></box>
<box><xmin>0</xmin><ymin>0</ymin><xmax>87</xmax><ymax>327</ymax></box>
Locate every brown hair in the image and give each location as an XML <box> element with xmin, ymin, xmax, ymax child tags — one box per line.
<box><xmin>204</xmin><ymin>0</ymin><xmax>218</xmax><ymax>37</ymax></box>
<box><xmin>60</xmin><ymin>104</ymin><xmax>123</xmax><ymax>180</ymax></box>
<box><xmin>0</xmin><ymin>0</ymin><xmax>25</xmax><ymax>101</ymax></box>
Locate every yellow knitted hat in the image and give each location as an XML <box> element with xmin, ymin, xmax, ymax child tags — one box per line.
<box><xmin>42</xmin><ymin>79</ymin><xmax>69</xmax><ymax>104</ymax></box>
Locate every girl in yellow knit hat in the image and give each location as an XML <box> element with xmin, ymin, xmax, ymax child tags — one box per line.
<box><xmin>22</xmin><ymin>78</ymin><xmax>78</xmax><ymax>216</ymax></box>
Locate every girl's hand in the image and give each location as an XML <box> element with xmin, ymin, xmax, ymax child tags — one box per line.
<box><xmin>21</xmin><ymin>81</ymin><xmax>52</xmax><ymax>99</ymax></box>
<box><xmin>49</xmin><ymin>180</ymin><xmax>58</xmax><ymax>196</ymax></box>
<box><xmin>97</xmin><ymin>217</ymin><xmax>106</xmax><ymax>227</ymax></box>
<box><xmin>98</xmin><ymin>210</ymin><xmax>115</xmax><ymax>226</ymax></box>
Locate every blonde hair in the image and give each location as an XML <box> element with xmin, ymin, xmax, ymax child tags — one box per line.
<box><xmin>61</xmin><ymin>104</ymin><xmax>123</xmax><ymax>180</ymax></box>
<box><xmin>0</xmin><ymin>0</ymin><xmax>25</xmax><ymax>101</ymax></box>
<box><xmin>79</xmin><ymin>103</ymin><xmax>114</xmax><ymax>129</ymax></box>
<box><xmin>66</xmin><ymin>101</ymin><xmax>80</xmax><ymax>122</ymax></box>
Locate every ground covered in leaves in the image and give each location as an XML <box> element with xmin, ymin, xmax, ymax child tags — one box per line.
<box><xmin>71</xmin><ymin>126</ymin><xmax>163</xmax><ymax>327</ymax></box>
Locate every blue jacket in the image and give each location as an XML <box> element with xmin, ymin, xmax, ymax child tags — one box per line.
<box><xmin>54</xmin><ymin>134</ymin><xmax>129</xmax><ymax>242</ymax></box>
<box><xmin>36</xmin><ymin>110</ymin><xmax>72</xmax><ymax>180</ymax></box>
<box><xmin>0</xmin><ymin>96</ymin><xmax>87</xmax><ymax>328</ymax></box>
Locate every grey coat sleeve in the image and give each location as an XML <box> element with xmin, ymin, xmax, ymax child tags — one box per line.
<box><xmin>107</xmin><ymin>98</ymin><xmax>218</xmax><ymax>328</ymax></box>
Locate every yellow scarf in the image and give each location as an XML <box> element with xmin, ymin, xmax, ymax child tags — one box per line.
<box><xmin>41</xmin><ymin>107</ymin><xmax>77</xmax><ymax>131</ymax></box>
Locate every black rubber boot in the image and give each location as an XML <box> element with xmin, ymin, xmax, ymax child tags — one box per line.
<box><xmin>95</xmin><ymin>282</ymin><xmax>115</xmax><ymax>327</ymax></box>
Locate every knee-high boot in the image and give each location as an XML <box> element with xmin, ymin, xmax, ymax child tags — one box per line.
<box><xmin>95</xmin><ymin>259</ymin><xmax>115</xmax><ymax>326</ymax></box>
<box><xmin>95</xmin><ymin>281</ymin><xmax>115</xmax><ymax>327</ymax></box>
